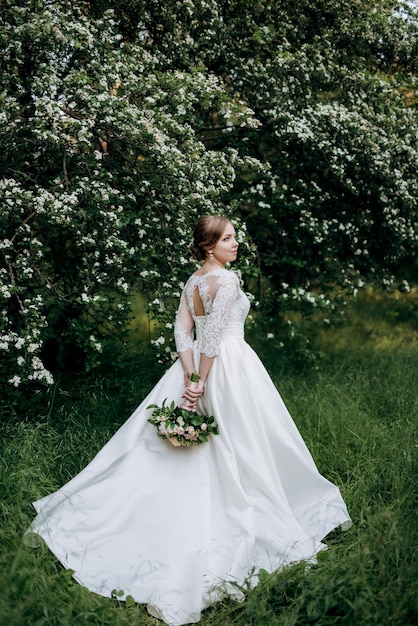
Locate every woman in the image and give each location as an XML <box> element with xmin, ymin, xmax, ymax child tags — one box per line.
<box><xmin>24</xmin><ymin>215</ymin><xmax>351</xmax><ymax>626</ymax></box>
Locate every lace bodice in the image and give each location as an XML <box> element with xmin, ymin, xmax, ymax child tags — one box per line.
<box><xmin>174</xmin><ymin>269</ymin><xmax>250</xmax><ymax>358</ymax></box>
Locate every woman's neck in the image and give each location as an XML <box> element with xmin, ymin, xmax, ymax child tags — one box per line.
<box><xmin>202</xmin><ymin>260</ymin><xmax>225</xmax><ymax>271</ymax></box>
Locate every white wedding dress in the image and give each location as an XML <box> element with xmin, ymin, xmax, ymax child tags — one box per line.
<box><xmin>24</xmin><ymin>268</ymin><xmax>351</xmax><ymax>626</ymax></box>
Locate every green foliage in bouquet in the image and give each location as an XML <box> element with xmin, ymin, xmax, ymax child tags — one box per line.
<box><xmin>147</xmin><ymin>399</ymin><xmax>219</xmax><ymax>447</ymax></box>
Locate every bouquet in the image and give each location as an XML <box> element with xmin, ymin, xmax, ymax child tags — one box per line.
<box><xmin>147</xmin><ymin>373</ymin><xmax>219</xmax><ymax>447</ymax></box>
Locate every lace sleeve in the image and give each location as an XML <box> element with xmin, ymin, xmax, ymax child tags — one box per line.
<box><xmin>174</xmin><ymin>290</ymin><xmax>194</xmax><ymax>353</ymax></box>
<box><xmin>200</xmin><ymin>271</ymin><xmax>240</xmax><ymax>358</ymax></box>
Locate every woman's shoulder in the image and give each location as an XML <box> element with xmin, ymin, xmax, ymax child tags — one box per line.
<box><xmin>191</xmin><ymin>267</ymin><xmax>239</xmax><ymax>283</ymax></box>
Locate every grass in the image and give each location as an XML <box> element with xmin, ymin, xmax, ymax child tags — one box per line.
<box><xmin>0</xmin><ymin>289</ymin><xmax>417</xmax><ymax>625</ymax></box>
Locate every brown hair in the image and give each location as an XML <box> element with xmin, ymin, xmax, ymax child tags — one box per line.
<box><xmin>190</xmin><ymin>215</ymin><xmax>232</xmax><ymax>262</ymax></box>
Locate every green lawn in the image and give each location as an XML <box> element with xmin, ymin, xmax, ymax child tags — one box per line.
<box><xmin>1</xmin><ymin>289</ymin><xmax>417</xmax><ymax>625</ymax></box>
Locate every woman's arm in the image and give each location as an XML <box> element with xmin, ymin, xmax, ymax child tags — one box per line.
<box><xmin>174</xmin><ymin>290</ymin><xmax>195</xmax><ymax>387</ymax></box>
<box><xmin>182</xmin><ymin>271</ymin><xmax>239</xmax><ymax>406</ymax></box>
<box><xmin>178</xmin><ymin>349</ymin><xmax>196</xmax><ymax>388</ymax></box>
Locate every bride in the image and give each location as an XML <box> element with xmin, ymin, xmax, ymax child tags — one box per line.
<box><xmin>24</xmin><ymin>215</ymin><xmax>351</xmax><ymax>625</ymax></box>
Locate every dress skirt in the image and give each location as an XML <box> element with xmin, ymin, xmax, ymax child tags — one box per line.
<box><xmin>24</xmin><ymin>325</ymin><xmax>351</xmax><ymax>625</ymax></box>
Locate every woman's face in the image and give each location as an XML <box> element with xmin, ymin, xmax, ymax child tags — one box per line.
<box><xmin>211</xmin><ymin>222</ymin><xmax>238</xmax><ymax>267</ymax></box>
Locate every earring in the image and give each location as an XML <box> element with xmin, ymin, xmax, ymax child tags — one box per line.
<box><xmin>209</xmin><ymin>251</ymin><xmax>214</xmax><ymax>263</ymax></box>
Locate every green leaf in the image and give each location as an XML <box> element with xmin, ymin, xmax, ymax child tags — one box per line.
<box><xmin>258</xmin><ymin>568</ymin><xmax>270</xmax><ymax>582</ymax></box>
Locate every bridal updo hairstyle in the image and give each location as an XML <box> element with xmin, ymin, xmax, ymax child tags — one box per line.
<box><xmin>191</xmin><ymin>215</ymin><xmax>232</xmax><ymax>262</ymax></box>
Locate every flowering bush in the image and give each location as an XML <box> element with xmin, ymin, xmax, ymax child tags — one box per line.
<box><xmin>1</xmin><ymin>0</ymin><xmax>417</xmax><ymax>404</ymax></box>
<box><xmin>127</xmin><ymin>0</ymin><xmax>418</xmax><ymax>329</ymax></box>
<box><xmin>147</xmin><ymin>399</ymin><xmax>219</xmax><ymax>446</ymax></box>
<box><xmin>0</xmin><ymin>1</ymin><xmax>260</xmax><ymax>399</ymax></box>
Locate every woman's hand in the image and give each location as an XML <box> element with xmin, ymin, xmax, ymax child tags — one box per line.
<box><xmin>181</xmin><ymin>378</ymin><xmax>205</xmax><ymax>411</ymax></box>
